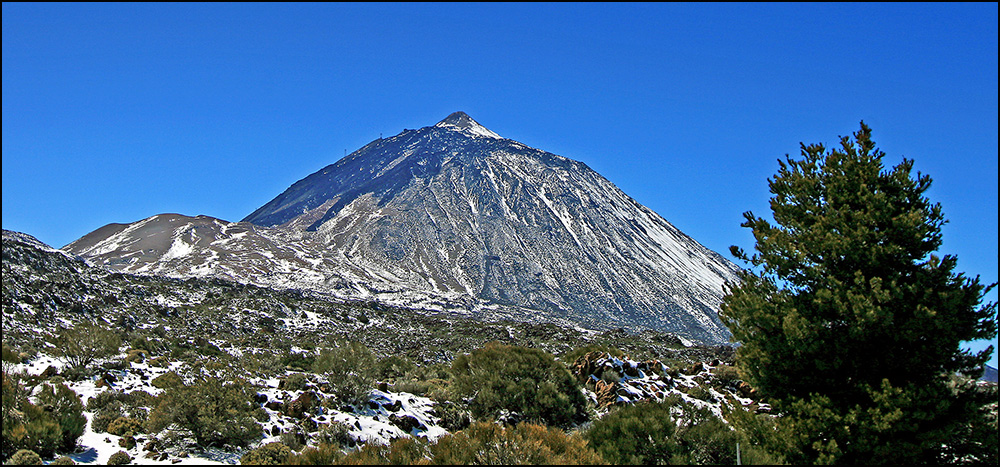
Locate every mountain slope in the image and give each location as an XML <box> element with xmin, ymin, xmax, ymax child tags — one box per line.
<box><xmin>65</xmin><ymin>112</ymin><xmax>741</xmax><ymax>343</ymax></box>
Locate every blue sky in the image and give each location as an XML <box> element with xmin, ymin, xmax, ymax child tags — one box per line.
<box><xmin>3</xmin><ymin>3</ymin><xmax>997</xmax><ymax>366</ymax></box>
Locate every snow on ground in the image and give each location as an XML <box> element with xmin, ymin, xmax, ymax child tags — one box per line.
<box><xmin>578</xmin><ymin>352</ymin><xmax>763</xmax><ymax>423</ymax></box>
<box><xmin>11</xmin><ymin>353</ymin><xmax>447</xmax><ymax>465</ymax></box>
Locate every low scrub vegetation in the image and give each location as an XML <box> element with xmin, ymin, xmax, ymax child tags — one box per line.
<box><xmin>450</xmin><ymin>342</ymin><xmax>588</xmax><ymax>428</ymax></box>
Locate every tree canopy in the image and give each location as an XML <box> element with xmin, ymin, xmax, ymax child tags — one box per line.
<box><xmin>721</xmin><ymin>122</ymin><xmax>998</xmax><ymax>464</ymax></box>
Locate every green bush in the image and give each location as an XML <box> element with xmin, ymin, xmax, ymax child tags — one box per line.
<box><xmin>34</xmin><ymin>383</ymin><xmax>86</xmax><ymax>451</ymax></box>
<box><xmin>91</xmin><ymin>408</ymin><xmax>123</xmax><ymax>434</ymax></box>
<box><xmin>432</xmin><ymin>400</ymin><xmax>472</xmax><ymax>432</ymax></box>
<box><xmin>125</xmin><ymin>349</ymin><xmax>149</xmax><ymax>363</ymax></box>
<box><xmin>279</xmin><ymin>425</ymin><xmax>308</xmax><ymax>451</ymax></box>
<box><xmin>450</xmin><ymin>342</ymin><xmax>588</xmax><ymax>428</ymax></box>
<box><xmin>586</xmin><ymin>396</ymin><xmax>780</xmax><ymax>465</ymax></box>
<box><xmin>148</xmin><ymin>356</ymin><xmax>169</xmax><ymax>368</ymax></box>
<box><xmin>85</xmin><ymin>390</ymin><xmax>120</xmax><ymax>412</ymax></box>
<box><xmin>712</xmin><ymin>364</ymin><xmax>741</xmax><ymax>387</ymax></box>
<box><xmin>241</xmin><ymin>442</ymin><xmax>292</xmax><ymax>465</ymax></box>
<box><xmin>314</xmin><ymin>421</ymin><xmax>354</xmax><ymax>448</ymax></box>
<box><xmin>1</xmin><ymin>343</ymin><xmax>21</xmax><ymax>364</ymax></box>
<box><xmin>722</xmin><ymin>404</ymin><xmax>787</xmax><ymax>465</ymax></box>
<box><xmin>150</xmin><ymin>372</ymin><xmax>184</xmax><ymax>390</ymax></box>
<box><xmin>2</xmin><ymin>372</ymin><xmax>29</xmax><ymax>459</ymax></box>
<box><xmin>10</xmin><ymin>403</ymin><xmax>63</xmax><ymax>458</ymax></box>
<box><xmin>375</xmin><ymin>355</ymin><xmax>415</xmax><ymax>381</ymax></box>
<box><xmin>336</xmin><ymin>437</ymin><xmax>425</xmax><ymax>465</ymax></box>
<box><xmin>49</xmin><ymin>322</ymin><xmax>122</xmax><ymax>372</ymax></box>
<box><xmin>672</xmin><ymin>416</ymin><xmax>739</xmax><ymax>465</ymax></box>
<box><xmin>312</xmin><ymin>341</ymin><xmax>377</xmax><ymax>406</ymax></box>
<box><xmin>429</xmin><ymin>421</ymin><xmax>606</xmax><ymax>465</ymax></box>
<box><xmin>685</xmin><ymin>385</ymin><xmax>716</xmax><ymax>403</ymax></box>
<box><xmin>322</xmin><ymin>422</ymin><xmax>606</xmax><ymax>464</ymax></box>
<box><xmin>584</xmin><ymin>398</ymin><xmax>680</xmax><ymax>464</ymax></box>
<box><xmin>87</xmin><ymin>390</ymin><xmax>152</xmax><ymax>434</ymax></box>
<box><xmin>392</xmin><ymin>362</ymin><xmax>451</xmax><ymax>398</ymax></box>
<box><xmin>52</xmin><ymin>455</ymin><xmax>76</xmax><ymax>465</ymax></box>
<box><xmin>106</xmin><ymin>450</ymin><xmax>132</xmax><ymax>465</ymax></box>
<box><xmin>281</xmin><ymin>373</ymin><xmax>309</xmax><ymax>392</ymax></box>
<box><xmin>8</xmin><ymin>449</ymin><xmax>43</xmax><ymax>465</ymax></box>
<box><xmin>239</xmin><ymin>351</ymin><xmax>285</xmax><ymax>377</ymax></box>
<box><xmin>2</xmin><ymin>374</ymin><xmax>69</xmax><ymax>459</ymax></box>
<box><xmin>107</xmin><ymin>417</ymin><xmax>143</xmax><ymax>437</ymax></box>
<box><xmin>286</xmin><ymin>443</ymin><xmax>344</xmax><ymax>465</ymax></box>
<box><xmin>281</xmin><ymin>350</ymin><xmax>316</xmax><ymax>372</ymax></box>
<box><xmin>145</xmin><ymin>376</ymin><xmax>263</xmax><ymax>448</ymax></box>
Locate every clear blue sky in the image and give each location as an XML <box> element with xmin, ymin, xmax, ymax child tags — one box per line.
<box><xmin>3</xmin><ymin>3</ymin><xmax>997</xmax><ymax>366</ymax></box>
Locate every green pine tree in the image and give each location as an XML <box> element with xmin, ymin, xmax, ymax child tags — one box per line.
<box><xmin>721</xmin><ymin>122</ymin><xmax>998</xmax><ymax>464</ymax></box>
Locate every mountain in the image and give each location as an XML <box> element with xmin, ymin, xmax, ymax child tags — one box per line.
<box><xmin>63</xmin><ymin>112</ymin><xmax>742</xmax><ymax>344</ymax></box>
<box><xmin>983</xmin><ymin>364</ymin><xmax>999</xmax><ymax>384</ymax></box>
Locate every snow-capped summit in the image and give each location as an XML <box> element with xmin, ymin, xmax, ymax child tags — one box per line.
<box><xmin>65</xmin><ymin>112</ymin><xmax>742</xmax><ymax>344</ymax></box>
<box><xmin>434</xmin><ymin>111</ymin><xmax>502</xmax><ymax>139</ymax></box>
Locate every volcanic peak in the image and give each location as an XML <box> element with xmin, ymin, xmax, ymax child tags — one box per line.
<box><xmin>434</xmin><ymin>111</ymin><xmax>502</xmax><ymax>139</ymax></box>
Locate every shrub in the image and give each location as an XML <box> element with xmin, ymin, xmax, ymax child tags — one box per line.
<box><xmin>685</xmin><ymin>385</ymin><xmax>716</xmax><ymax>403</ymax></box>
<box><xmin>48</xmin><ymin>375</ymin><xmax>67</xmax><ymax>386</ymax></box>
<box><xmin>722</xmin><ymin>404</ymin><xmax>788</xmax><ymax>465</ymax></box>
<box><xmin>279</xmin><ymin>425</ymin><xmax>308</xmax><ymax>451</ymax></box>
<box><xmin>85</xmin><ymin>390</ymin><xmax>121</xmax><ymax>412</ymax></box>
<box><xmin>432</xmin><ymin>401</ymin><xmax>471</xmax><ymax>432</ymax></box>
<box><xmin>48</xmin><ymin>322</ymin><xmax>122</xmax><ymax>371</ymax></box>
<box><xmin>1</xmin><ymin>343</ymin><xmax>21</xmax><ymax>364</ymax></box>
<box><xmin>52</xmin><ymin>455</ymin><xmax>76</xmax><ymax>465</ymax></box>
<box><xmin>150</xmin><ymin>372</ymin><xmax>184</xmax><ymax>390</ymax></box>
<box><xmin>241</xmin><ymin>442</ymin><xmax>292</xmax><ymax>465</ymax></box>
<box><xmin>276</xmin><ymin>351</ymin><xmax>311</xmax><ymax>372</ymax></box>
<box><xmin>712</xmin><ymin>364</ymin><xmax>741</xmax><ymax>385</ymax></box>
<box><xmin>145</xmin><ymin>376</ymin><xmax>263</xmax><ymax>448</ymax></box>
<box><xmin>8</xmin><ymin>449</ymin><xmax>43</xmax><ymax>465</ymax></box>
<box><xmin>106</xmin><ymin>450</ymin><xmax>132</xmax><ymax>465</ymax></box>
<box><xmin>91</xmin><ymin>408</ymin><xmax>123</xmax><ymax>434</ymax></box>
<box><xmin>450</xmin><ymin>342</ymin><xmax>588</xmax><ymax>428</ymax></box>
<box><xmin>429</xmin><ymin>421</ymin><xmax>606</xmax><ymax>465</ymax></box>
<box><xmin>125</xmin><ymin>349</ymin><xmax>149</xmax><ymax>364</ymax></box>
<box><xmin>148</xmin><ymin>356</ymin><xmax>169</xmax><ymax>368</ymax></box>
<box><xmin>2</xmin><ymin>372</ymin><xmax>29</xmax><ymax>459</ymax></box>
<box><xmin>286</xmin><ymin>443</ymin><xmax>344</xmax><ymax>465</ymax></box>
<box><xmin>375</xmin><ymin>355</ymin><xmax>415</xmax><ymax>381</ymax></box>
<box><xmin>584</xmin><ymin>398</ymin><xmax>680</xmax><ymax>464</ymax></box>
<box><xmin>312</xmin><ymin>341</ymin><xmax>377</xmax><ymax>406</ymax></box>
<box><xmin>672</xmin><ymin>416</ymin><xmax>739</xmax><ymax>465</ymax></box>
<box><xmin>336</xmin><ymin>437</ymin><xmax>427</xmax><ymax>465</ymax></box>
<box><xmin>35</xmin><ymin>383</ymin><xmax>86</xmax><ymax>451</ymax></box>
<box><xmin>2</xmin><ymin>374</ymin><xmax>64</xmax><ymax>459</ymax></box>
<box><xmin>314</xmin><ymin>421</ymin><xmax>354</xmax><ymax>448</ymax></box>
<box><xmin>239</xmin><ymin>351</ymin><xmax>285</xmax><ymax>377</ymax></box>
<box><xmin>88</xmin><ymin>390</ymin><xmax>152</xmax><ymax>434</ymax></box>
<box><xmin>281</xmin><ymin>373</ymin><xmax>309</xmax><ymax>391</ymax></box>
<box><xmin>107</xmin><ymin>417</ymin><xmax>143</xmax><ymax>437</ymax></box>
<box><xmin>393</xmin><ymin>363</ymin><xmax>451</xmax><ymax>398</ymax></box>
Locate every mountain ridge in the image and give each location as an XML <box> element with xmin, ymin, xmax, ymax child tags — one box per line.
<box><xmin>64</xmin><ymin>112</ymin><xmax>743</xmax><ymax>344</ymax></box>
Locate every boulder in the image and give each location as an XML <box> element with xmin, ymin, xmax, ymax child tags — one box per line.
<box><xmin>285</xmin><ymin>391</ymin><xmax>318</xmax><ymax>419</ymax></box>
<box><xmin>389</xmin><ymin>414</ymin><xmax>425</xmax><ymax>433</ymax></box>
<box><xmin>594</xmin><ymin>379</ymin><xmax>619</xmax><ymax>408</ymax></box>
